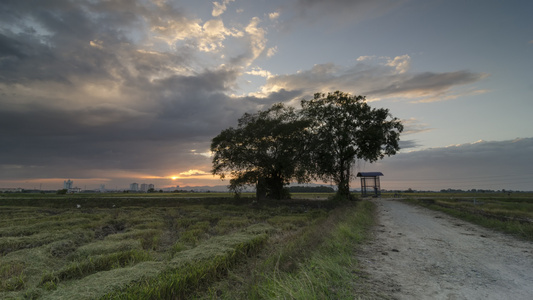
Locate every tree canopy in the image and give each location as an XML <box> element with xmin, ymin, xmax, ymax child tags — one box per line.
<box><xmin>211</xmin><ymin>91</ymin><xmax>403</xmax><ymax>200</ymax></box>
<box><xmin>210</xmin><ymin>103</ymin><xmax>311</xmax><ymax>199</ymax></box>
<box><xmin>302</xmin><ymin>91</ymin><xmax>403</xmax><ymax>199</ymax></box>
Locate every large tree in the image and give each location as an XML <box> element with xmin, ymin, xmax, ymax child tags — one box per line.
<box><xmin>302</xmin><ymin>91</ymin><xmax>403</xmax><ymax>199</ymax></box>
<box><xmin>211</xmin><ymin>103</ymin><xmax>311</xmax><ymax>200</ymax></box>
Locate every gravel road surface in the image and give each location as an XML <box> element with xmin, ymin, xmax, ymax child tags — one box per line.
<box><xmin>358</xmin><ymin>198</ymin><xmax>533</xmax><ymax>300</ymax></box>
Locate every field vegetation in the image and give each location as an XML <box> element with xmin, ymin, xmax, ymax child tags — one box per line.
<box><xmin>403</xmin><ymin>193</ymin><xmax>533</xmax><ymax>240</ymax></box>
<box><xmin>0</xmin><ymin>193</ymin><xmax>374</xmax><ymax>299</ymax></box>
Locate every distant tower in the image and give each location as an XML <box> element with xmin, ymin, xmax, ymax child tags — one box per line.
<box><xmin>99</xmin><ymin>184</ymin><xmax>106</xmax><ymax>193</ymax></box>
<box><xmin>64</xmin><ymin>179</ymin><xmax>73</xmax><ymax>190</ymax></box>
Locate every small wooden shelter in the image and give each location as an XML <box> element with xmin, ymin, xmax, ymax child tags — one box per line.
<box><xmin>356</xmin><ymin>172</ymin><xmax>383</xmax><ymax>198</ymax></box>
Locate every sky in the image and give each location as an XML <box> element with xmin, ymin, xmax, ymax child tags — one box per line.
<box><xmin>1</xmin><ymin>0</ymin><xmax>532</xmax><ymax>192</ymax></box>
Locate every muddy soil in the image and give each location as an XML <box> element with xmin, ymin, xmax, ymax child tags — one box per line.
<box><xmin>357</xmin><ymin>198</ymin><xmax>533</xmax><ymax>300</ymax></box>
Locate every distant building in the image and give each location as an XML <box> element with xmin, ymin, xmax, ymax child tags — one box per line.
<box><xmin>99</xmin><ymin>184</ymin><xmax>106</xmax><ymax>193</ymax></box>
<box><xmin>129</xmin><ymin>183</ymin><xmax>139</xmax><ymax>191</ymax></box>
<box><xmin>64</xmin><ymin>179</ymin><xmax>73</xmax><ymax>190</ymax></box>
<box><xmin>139</xmin><ymin>183</ymin><xmax>155</xmax><ymax>192</ymax></box>
<box><xmin>69</xmin><ymin>187</ymin><xmax>81</xmax><ymax>193</ymax></box>
<box><xmin>140</xmin><ymin>183</ymin><xmax>148</xmax><ymax>192</ymax></box>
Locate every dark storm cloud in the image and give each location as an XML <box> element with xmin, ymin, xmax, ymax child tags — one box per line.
<box><xmin>366</xmin><ymin>71</ymin><xmax>489</xmax><ymax>99</ymax></box>
<box><xmin>260</xmin><ymin>57</ymin><xmax>488</xmax><ymax>102</ymax></box>
<box><xmin>398</xmin><ymin>140</ymin><xmax>420</xmax><ymax>150</ymax></box>
<box><xmin>375</xmin><ymin>138</ymin><xmax>533</xmax><ymax>190</ymax></box>
<box><xmin>243</xmin><ymin>89</ymin><xmax>304</xmax><ymax>107</ymax></box>
<box><xmin>0</xmin><ymin>0</ymin><xmax>263</xmax><ymax>181</ymax></box>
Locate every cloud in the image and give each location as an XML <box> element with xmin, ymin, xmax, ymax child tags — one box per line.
<box><xmin>246</xmin><ymin>67</ymin><xmax>273</xmax><ymax>78</ymax></box>
<box><xmin>371</xmin><ymin>138</ymin><xmax>533</xmax><ymax>191</ymax></box>
<box><xmin>242</xmin><ymin>89</ymin><xmax>304</xmax><ymax>109</ymax></box>
<box><xmin>255</xmin><ymin>55</ymin><xmax>488</xmax><ymax>102</ymax></box>
<box><xmin>178</xmin><ymin>169</ymin><xmax>211</xmax><ymax>176</ymax></box>
<box><xmin>212</xmin><ymin>0</ymin><xmax>235</xmax><ymax>17</ymax></box>
<box><xmin>266</xmin><ymin>46</ymin><xmax>278</xmax><ymax>57</ymax></box>
<box><xmin>386</xmin><ymin>55</ymin><xmax>410</xmax><ymax>74</ymax></box>
<box><xmin>401</xmin><ymin>118</ymin><xmax>432</xmax><ymax>135</ymax></box>
<box><xmin>0</xmin><ymin>0</ymin><xmax>266</xmax><ymax>185</ymax></box>
<box><xmin>150</xmin><ymin>15</ymin><xmax>244</xmax><ymax>53</ymax></box>
<box><xmin>89</xmin><ymin>40</ymin><xmax>103</xmax><ymax>49</ymax></box>
<box><xmin>243</xmin><ymin>17</ymin><xmax>268</xmax><ymax>64</ymax></box>
<box><xmin>269</xmin><ymin>12</ymin><xmax>280</xmax><ymax>20</ymax></box>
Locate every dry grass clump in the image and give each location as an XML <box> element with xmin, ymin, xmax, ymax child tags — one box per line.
<box><xmin>243</xmin><ymin>222</ymin><xmax>277</xmax><ymax>235</ymax></box>
<box><xmin>169</xmin><ymin>241</ymin><xmax>188</xmax><ymax>257</ymax></box>
<box><xmin>130</xmin><ymin>220</ymin><xmax>165</xmax><ymax>230</ymax></box>
<box><xmin>0</xmin><ymin>228</ymin><xmax>94</xmax><ymax>255</ymax></box>
<box><xmin>103</xmin><ymin>228</ymin><xmax>163</xmax><ymax>250</ymax></box>
<box><xmin>48</xmin><ymin>239</ymin><xmax>77</xmax><ymax>258</ymax></box>
<box><xmin>175</xmin><ymin>217</ymin><xmax>196</xmax><ymax>229</ymax></box>
<box><xmin>1</xmin><ymin>247</ymin><xmax>58</xmax><ymax>298</ymax></box>
<box><xmin>0</xmin><ymin>261</ymin><xmax>26</xmax><ymax>292</ymax></box>
<box><xmin>39</xmin><ymin>249</ymin><xmax>151</xmax><ymax>287</ymax></box>
<box><xmin>0</xmin><ymin>217</ymin><xmax>91</xmax><ymax>237</ymax></box>
<box><xmin>179</xmin><ymin>228</ymin><xmax>207</xmax><ymax>245</ymax></box>
<box><xmin>40</xmin><ymin>225</ymin><xmax>271</xmax><ymax>299</ymax></box>
<box><xmin>104</xmin><ymin>228</ymin><xmax>160</xmax><ymax>241</ymax></box>
<box><xmin>42</xmin><ymin>261</ymin><xmax>164</xmax><ymax>300</ymax></box>
<box><xmin>267</xmin><ymin>214</ymin><xmax>311</xmax><ymax>230</ymax></box>
<box><xmin>103</xmin><ymin>226</ymin><xmax>271</xmax><ymax>299</ymax></box>
<box><xmin>189</xmin><ymin>221</ymin><xmax>211</xmax><ymax>232</ymax></box>
<box><xmin>73</xmin><ymin>239</ymin><xmax>142</xmax><ymax>258</ymax></box>
<box><xmin>213</xmin><ymin>216</ymin><xmax>251</xmax><ymax>234</ymax></box>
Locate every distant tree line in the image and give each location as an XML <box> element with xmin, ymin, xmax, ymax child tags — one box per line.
<box><xmin>211</xmin><ymin>91</ymin><xmax>403</xmax><ymax>200</ymax></box>
<box><xmin>288</xmin><ymin>186</ymin><xmax>335</xmax><ymax>193</ymax></box>
<box><xmin>440</xmin><ymin>188</ymin><xmax>514</xmax><ymax>193</ymax></box>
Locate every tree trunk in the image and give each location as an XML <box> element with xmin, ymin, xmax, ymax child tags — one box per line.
<box><xmin>266</xmin><ymin>172</ymin><xmax>287</xmax><ymax>200</ymax></box>
<box><xmin>336</xmin><ymin>160</ymin><xmax>352</xmax><ymax>200</ymax></box>
<box><xmin>256</xmin><ymin>177</ymin><xmax>267</xmax><ymax>201</ymax></box>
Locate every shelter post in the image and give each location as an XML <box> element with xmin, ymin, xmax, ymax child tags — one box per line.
<box><xmin>356</xmin><ymin>172</ymin><xmax>384</xmax><ymax>198</ymax></box>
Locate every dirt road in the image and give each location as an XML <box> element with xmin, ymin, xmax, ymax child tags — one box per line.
<box><xmin>358</xmin><ymin>198</ymin><xmax>533</xmax><ymax>300</ymax></box>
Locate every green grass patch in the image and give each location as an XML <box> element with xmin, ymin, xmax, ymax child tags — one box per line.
<box><xmin>405</xmin><ymin>197</ymin><xmax>533</xmax><ymax>240</ymax></box>
<box><xmin>197</xmin><ymin>200</ymin><xmax>375</xmax><ymax>299</ymax></box>
<box><xmin>267</xmin><ymin>214</ymin><xmax>311</xmax><ymax>230</ymax></box>
<box><xmin>253</xmin><ymin>201</ymin><xmax>374</xmax><ymax>299</ymax></box>
<box><xmin>0</xmin><ymin>261</ymin><xmax>26</xmax><ymax>292</ymax></box>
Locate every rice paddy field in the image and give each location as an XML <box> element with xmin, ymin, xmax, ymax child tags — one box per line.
<box><xmin>402</xmin><ymin>192</ymin><xmax>533</xmax><ymax>240</ymax></box>
<box><xmin>0</xmin><ymin>193</ymin><xmax>370</xmax><ymax>299</ymax></box>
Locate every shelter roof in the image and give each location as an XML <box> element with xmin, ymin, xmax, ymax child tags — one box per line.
<box><xmin>356</xmin><ymin>172</ymin><xmax>384</xmax><ymax>177</ymax></box>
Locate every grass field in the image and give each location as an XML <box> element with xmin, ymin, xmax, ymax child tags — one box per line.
<box><xmin>403</xmin><ymin>193</ymin><xmax>533</xmax><ymax>241</ymax></box>
<box><xmin>0</xmin><ymin>193</ymin><xmax>373</xmax><ymax>299</ymax></box>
